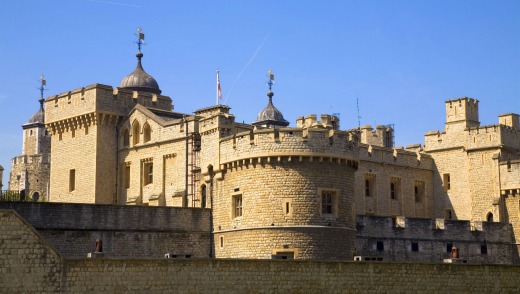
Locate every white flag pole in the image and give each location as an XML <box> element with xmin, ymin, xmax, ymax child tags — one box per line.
<box><xmin>216</xmin><ymin>70</ymin><xmax>220</xmax><ymax>105</ymax></box>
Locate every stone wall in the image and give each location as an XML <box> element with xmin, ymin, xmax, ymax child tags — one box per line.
<box><xmin>3</xmin><ymin>212</ymin><xmax>520</xmax><ymax>293</ymax></box>
<box><xmin>356</xmin><ymin>215</ymin><xmax>514</xmax><ymax>264</ymax></box>
<box><xmin>355</xmin><ymin>144</ymin><xmax>433</xmax><ymax>218</ymax></box>
<box><xmin>0</xmin><ymin>203</ymin><xmax>211</xmax><ymax>258</ymax></box>
<box><xmin>0</xmin><ymin>210</ymin><xmax>62</xmax><ymax>293</ymax></box>
<box><xmin>9</xmin><ymin>154</ymin><xmax>50</xmax><ymax>199</ymax></box>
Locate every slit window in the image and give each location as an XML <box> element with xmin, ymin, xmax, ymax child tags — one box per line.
<box><xmin>69</xmin><ymin>169</ymin><xmax>76</xmax><ymax>192</ymax></box>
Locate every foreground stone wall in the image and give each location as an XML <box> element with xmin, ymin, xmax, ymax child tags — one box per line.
<box><xmin>0</xmin><ymin>203</ymin><xmax>211</xmax><ymax>258</ymax></box>
<box><xmin>3</xmin><ymin>209</ymin><xmax>520</xmax><ymax>293</ymax></box>
<box><xmin>0</xmin><ymin>210</ymin><xmax>62</xmax><ymax>293</ymax></box>
<box><xmin>356</xmin><ymin>215</ymin><xmax>514</xmax><ymax>264</ymax></box>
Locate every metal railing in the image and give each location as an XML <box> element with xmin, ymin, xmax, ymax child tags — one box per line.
<box><xmin>0</xmin><ymin>190</ymin><xmax>42</xmax><ymax>202</ymax></box>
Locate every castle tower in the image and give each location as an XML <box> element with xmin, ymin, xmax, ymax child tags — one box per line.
<box><xmin>445</xmin><ymin>97</ymin><xmax>479</xmax><ymax>132</ymax></box>
<box><xmin>9</xmin><ymin>76</ymin><xmax>50</xmax><ymax>201</ymax></box>
<box><xmin>46</xmin><ymin>29</ymin><xmax>172</xmax><ymax>204</ymax></box>
<box><xmin>498</xmin><ymin>113</ymin><xmax>519</xmax><ymax>129</ymax></box>
<box><xmin>213</xmin><ymin>119</ymin><xmax>359</xmax><ymax>260</ymax></box>
<box><xmin>212</xmin><ymin>72</ymin><xmax>359</xmax><ymax>259</ymax></box>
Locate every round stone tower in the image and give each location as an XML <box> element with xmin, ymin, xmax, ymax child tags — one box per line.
<box><xmin>211</xmin><ymin>76</ymin><xmax>359</xmax><ymax>259</ymax></box>
<box><xmin>213</xmin><ymin>123</ymin><xmax>359</xmax><ymax>260</ymax></box>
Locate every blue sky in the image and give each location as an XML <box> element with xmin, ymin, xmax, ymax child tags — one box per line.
<box><xmin>0</xmin><ymin>0</ymin><xmax>519</xmax><ymax>186</ymax></box>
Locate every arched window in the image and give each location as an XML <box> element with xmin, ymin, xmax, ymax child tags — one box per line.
<box><xmin>486</xmin><ymin>212</ymin><xmax>494</xmax><ymax>222</ymax></box>
<box><xmin>143</xmin><ymin>122</ymin><xmax>151</xmax><ymax>143</ymax></box>
<box><xmin>132</xmin><ymin>121</ymin><xmax>140</xmax><ymax>146</ymax></box>
<box><xmin>122</xmin><ymin>128</ymin><xmax>130</xmax><ymax>147</ymax></box>
<box><xmin>201</xmin><ymin>184</ymin><xmax>207</xmax><ymax>208</ymax></box>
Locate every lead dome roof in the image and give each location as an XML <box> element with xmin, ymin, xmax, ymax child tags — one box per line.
<box><xmin>119</xmin><ymin>52</ymin><xmax>162</xmax><ymax>94</ymax></box>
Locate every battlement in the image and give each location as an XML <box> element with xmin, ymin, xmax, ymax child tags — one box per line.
<box><xmin>219</xmin><ymin>127</ymin><xmax>359</xmax><ymax>168</ymax></box>
<box><xmin>12</xmin><ymin>154</ymin><xmax>49</xmax><ymax>165</ymax></box>
<box><xmin>45</xmin><ymin>84</ymin><xmax>173</xmax><ymax>126</ymax></box>
<box><xmin>295</xmin><ymin>114</ymin><xmax>340</xmax><ymax>130</ymax></box>
<box><xmin>358</xmin><ymin>125</ymin><xmax>394</xmax><ymax>147</ymax></box>
<box><xmin>358</xmin><ymin>144</ymin><xmax>432</xmax><ymax>169</ymax></box>
<box><xmin>425</xmin><ymin>122</ymin><xmax>520</xmax><ymax>151</ymax></box>
<box><xmin>356</xmin><ymin>214</ymin><xmax>512</xmax><ymax>241</ymax></box>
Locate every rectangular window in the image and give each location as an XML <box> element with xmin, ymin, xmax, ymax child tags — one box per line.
<box><xmin>365</xmin><ymin>175</ymin><xmax>375</xmax><ymax>197</ymax></box>
<box><xmin>390</xmin><ymin>178</ymin><xmax>400</xmax><ymax>200</ymax></box>
<box><xmin>319</xmin><ymin>189</ymin><xmax>338</xmax><ymax>216</ymax></box>
<box><xmin>232</xmin><ymin>194</ymin><xmax>242</xmax><ymax>218</ymax></box>
<box><xmin>376</xmin><ymin>241</ymin><xmax>384</xmax><ymax>251</ymax></box>
<box><xmin>124</xmin><ymin>165</ymin><xmax>131</xmax><ymax>189</ymax></box>
<box><xmin>414</xmin><ymin>181</ymin><xmax>425</xmax><ymax>203</ymax></box>
<box><xmin>272</xmin><ymin>252</ymin><xmax>295</xmax><ymax>260</ymax></box>
<box><xmin>322</xmin><ymin>192</ymin><xmax>333</xmax><ymax>214</ymax></box>
<box><xmin>445</xmin><ymin>209</ymin><xmax>452</xmax><ymax>219</ymax></box>
<box><xmin>69</xmin><ymin>169</ymin><xmax>76</xmax><ymax>192</ymax></box>
<box><xmin>481</xmin><ymin>244</ymin><xmax>488</xmax><ymax>255</ymax></box>
<box><xmin>143</xmin><ymin>162</ymin><xmax>153</xmax><ymax>185</ymax></box>
<box><xmin>446</xmin><ymin>243</ymin><xmax>453</xmax><ymax>253</ymax></box>
<box><xmin>411</xmin><ymin>242</ymin><xmax>419</xmax><ymax>252</ymax></box>
<box><xmin>220</xmin><ymin>236</ymin><xmax>224</xmax><ymax>249</ymax></box>
<box><xmin>443</xmin><ymin>173</ymin><xmax>451</xmax><ymax>191</ymax></box>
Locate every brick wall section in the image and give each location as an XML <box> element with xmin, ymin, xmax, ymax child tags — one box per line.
<box><xmin>356</xmin><ymin>215</ymin><xmax>514</xmax><ymax>264</ymax></box>
<box><xmin>0</xmin><ymin>203</ymin><xmax>211</xmax><ymax>258</ymax></box>
<box><xmin>0</xmin><ymin>210</ymin><xmax>62</xmax><ymax>293</ymax></box>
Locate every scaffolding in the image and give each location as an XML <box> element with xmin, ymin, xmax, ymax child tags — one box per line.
<box><xmin>187</xmin><ymin>132</ymin><xmax>201</xmax><ymax>207</ymax></box>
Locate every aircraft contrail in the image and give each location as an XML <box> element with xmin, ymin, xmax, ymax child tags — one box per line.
<box><xmin>223</xmin><ymin>33</ymin><xmax>271</xmax><ymax>105</ymax></box>
<box><xmin>88</xmin><ymin>0</ymin><xmax>141</xmax><ymax>8</ymax></box>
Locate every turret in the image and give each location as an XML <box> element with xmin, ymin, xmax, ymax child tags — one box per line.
<box><xmin>445</xmin><ymin>97</ymin><xmax>479</xmax><ymax>131</ymax></box>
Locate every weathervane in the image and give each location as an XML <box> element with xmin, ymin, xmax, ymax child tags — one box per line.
<box><xmin>135</xmin><ymin>28</ymin><xmax>145</xmax><ymax>52</ymax></box>
<box><xmin>267</xmin><ymin>68</ymin><xmax>275</xmax><ymax>91</ymax></box>
<box><xmin>38</xmin><ymin>74</ymin><xmax>47</xmax><ymax>110</ymax></box>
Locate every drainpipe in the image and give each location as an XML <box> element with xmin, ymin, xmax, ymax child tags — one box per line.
<box><xmin>184</xmin><ymin>116</ymin><xmax>189</xmax><ymax>207</ymax></box>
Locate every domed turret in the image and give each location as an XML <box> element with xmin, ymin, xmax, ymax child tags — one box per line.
<box><xmin>119</xmin><ymin>52</ymin><xmax>162</xmax><ymax>94</ymax></box>
<box><xmin>252</xmin><ymin>69</ymin><xmax>289</xmax><ymax>128</ymax></box>
<box><xmin>253</xmin><ymin>91</ymin><xmax>289</xmax><ymax>128</ymax></box>
<box><xmin>119</xmin><ymin>28</ymin><xmax>161</xmax><ymax>94</ymax></box>
<box><xmin>27</xmin><ymin>108</ymin><xmax>45</xmax><ymax>125</ymax></box>
<box><xmin>24</xmin><ymin>75</ymin><xmax>46</xmax><ymax>127</ymax></box>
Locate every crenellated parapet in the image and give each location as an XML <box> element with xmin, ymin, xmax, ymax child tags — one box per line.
<box><xmin>295</xmin><ymin>114</ymin><xmax>340</xmax><ymax>130</ymax></box>
<box><xmin>358</xmin><ymin>144</ymin><xmax>432</xmax><ymax>170</ymax></box>
<box><xmin>12</xmin><ymin>154</ymin><xmax>50</xmax><ymax>165</ymax></box>
<box><xmin>425</xmin><ymin>123</ymin><xmax>520</xmax><ymax>152</ymax></box>
<box><xmin>219</xmin><ymin>127</ymin><xmax>359</xmax><ymax>170</ymax></box>
<box><xmin>45</xmin><ymin>84</ymin><xmax>173</xmax><ymax>134</ymax></box>
<box><xmin>356</xmin><ymin>125</ymin><xmax>394</xmax><ymax>148</ymax></box>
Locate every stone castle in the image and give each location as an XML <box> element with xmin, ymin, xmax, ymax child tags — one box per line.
<box><xmin>6</xmin><ymin>32</ymin><xmax>520</xmax><ymax>264</ymax></box>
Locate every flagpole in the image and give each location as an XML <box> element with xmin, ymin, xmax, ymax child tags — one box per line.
<box><xmin>216</xmin><ymin>70</ymin><xmax>220</xmax><ymax>105</ymax></box>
